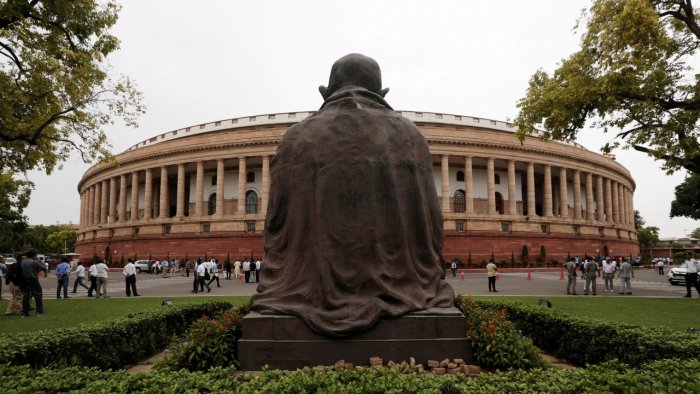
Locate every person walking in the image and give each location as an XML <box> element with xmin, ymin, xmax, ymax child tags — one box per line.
<box><xmin>161</xmin><ymin>259</ymin><xmax>169</xmax><ymax>278</ymax></box>
<box><xmin>243</xmin><ymin>260</ymin><xmax>251</xmax><ymax>283</ymax></box>
<box><xmin>224</xmin><ymin>259</ymin><xmax>232</xmax><ymax>280</ymax></box>
<box><xmin>683</xmin><ymin>252</ymin><xmax>700</xmax><ymax>298</ymax></box>
<box><xmin>184</xmin><ymin>259</ymin><xmax>191</xmax><ymax>277</ymax></box>
<box><xmin>207</xmin><ymin>259</ymin><xmax>221</xmax><ymax>288</ymax></box>
<box><xmin>255</xmin><ymin>259</ymin><xmax>261</xmax><ymax>283</ymax></box>
<box><xmin>196</xmin><ymin>261</ymin><xmax>211</xmax><ymax>293</ymax></box>
<box><xmin>563</xmin><ymin>258</ymin><xmax>577</xmax><ymax>295</ymax></box>
<box><xmin>617</xmin><ymin>258</ymin><xmax>635</xmax><ymax>295</ymax></box>
<box><xmin>20</xmin><ymin>251</ymin><xmax>47</xmax><ymax>316</ymax></box>
<box><xmin>123</xmin><ymin>258</ymin><xmax>140</xmax><ymax>297</ymax></box>
<box><xmin>234</xmin><ymin>259</ymin><xmax>241</xmax><ymax>279</ymax></box>
<box><xmin>71</xmin><ymin>261</ymin><xmax>90</xmax><ymax>294</ymax></box>
<box><xmin>583</xmin><ymin>259</ymin><xmax>600</xmax><ymax>295</ymax></box>
<box><xmin>657</xmin><ymin>259</ymin><xmax>665</xmax><ymax>275</ymax></box>
<box><xmin>95</xmin><ymin>260</ymin><xmax>109</xmax><ymax>298</ymax></box>
<box><xmin>4</xmin><ymin>256</ymin><xmax>24</xmax><ymax>315</ymax></box>
<box><xmin>55</xmin><ymin>257</ymin><xmax>71</xmax><ymax>299</ymax></box>
<box><xmin>87</xmin><ymin>261</ymin><xmax>98</xmax><ymax>297</ymax></box>
<box><xmin>450</xmin><ymin>261</ymin><xmax>458</xmax><ymax>278</ymax></box>
<box><xmin>602</xmin><ymin>258</ymin><xmax>616</xmax><ymax>293</ymax></box>
<box><xmin>486</xmin><ymin>260</ymin><xmax>498</xmax><ymax>292</ymax></box>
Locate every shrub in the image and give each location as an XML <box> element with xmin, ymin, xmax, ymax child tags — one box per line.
<box><xmin>455</xmin><ymin>296</ymin><xmax>548</xmax><ymax>371</ymax></box>
<box><xmin>158</xmin><ymin>303</ymin><xmax>250</xmax><ymax>371</ymax></box>
<box><xmin>471</xmin><ymin>299</ymin><xmax>700</xmax><ymax>367</ymax></box>
<box><xmin>0</xmin><ymin>301</ymin><xmax>232</xmax><ymax>369</ymax></box>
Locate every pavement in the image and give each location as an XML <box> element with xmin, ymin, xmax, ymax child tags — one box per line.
<box><xmin>4</xmin><ymin>267</ymin><xmax>693</xmax><ymax>300</ymax></box>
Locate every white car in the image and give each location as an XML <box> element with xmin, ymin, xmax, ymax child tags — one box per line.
<box><xmin>3</xmin><ymin>257</ymin><xmax>17</xmax><ymax>265</ymax></box>
<box><xmin>668</xmin><ymin>262</ymin><xmax>691</xmax><ymax>285</ymax></box>
<box><xmin>133</xmin><ymin>260</ymin><xmax>156</xmax><ymax>273</ymax></box>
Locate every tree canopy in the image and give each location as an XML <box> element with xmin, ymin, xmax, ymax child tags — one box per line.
<box><xmin>515</xmin><ymin>0</ymin><xmax>700</xmax><ymax>174</ymax></box>
<box><xmin>634</xmin><ymin>210</ymin><xmax>660</xmax><ymax>250</ymax></box>
<box><xmin>689</xmin><ymin>226</ymin><xmax>700</xmax><ymax>238</ymax></box>
<box><xmin>0</xmin><ymin>0</ymin><xmax>143</xmax><ymax>224</ymax></box>
<box><xmin>670</xmin><ymin>172</ymin><xmax>700</xmax><ymax>219</ymax></box>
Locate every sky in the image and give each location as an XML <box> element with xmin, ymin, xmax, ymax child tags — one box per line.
<box><xmin>23</xmin><ymin>0</ymin><xmax>700</xmax><ymax>238</ymax></box>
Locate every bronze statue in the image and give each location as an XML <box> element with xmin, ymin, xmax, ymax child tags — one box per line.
<box><xmin>251</xmin><ymin>53</ymin><xmax>455</xmax><ymax>337</ymax></box>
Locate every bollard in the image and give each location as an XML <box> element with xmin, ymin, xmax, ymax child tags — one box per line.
<box><xmin>460</xmin><ymin>271</ymin><xmax>464</xmax><ymax>281</ymax></box>
<box><xmin>527</xmin><ymin>269</ymin><xmax>532</xmax><ymax>280</ymax></box>
<box><xmin>560</xmin><ymin>269</ymin><xmax>564</xmax><ymax>280</ymax></box>
<box><xmin>496</xmin><ymin>274</ymin><xmax>500</xmax><ymax>281</ymax></box>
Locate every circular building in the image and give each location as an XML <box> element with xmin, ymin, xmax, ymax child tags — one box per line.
<box><xmin>75</xmin><ymin>111</ymin><xmax>639</xmax><ymax>263</ymax></box>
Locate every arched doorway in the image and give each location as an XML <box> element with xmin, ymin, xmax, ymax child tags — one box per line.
<box><xmin>246</xmin><ymin>190</ymin><xmax>258</xmax><ymax>214</ymax></box>
<box><xmin>208</xmin><ymin>193</ymin><xmax>216</xmax><ymax>215</ymax></box>
<box><xmin>453</xmin><ymin>189</ymin><xmax>466</xmax><ymax>212</ymax></box>
<box><xmin>495</xmin><ymin>192</ymin><xmax>504</xmax><ymax>214</ymax></box>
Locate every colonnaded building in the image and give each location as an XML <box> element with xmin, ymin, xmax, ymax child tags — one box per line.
<box><xmin>75</xmin><ymin>111</ymin><xmax>639</xmax><ymax>263</ymax></box>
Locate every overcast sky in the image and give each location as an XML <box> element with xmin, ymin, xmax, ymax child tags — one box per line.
<box><xmin>23</xmin><ymin>0</ymin><xmax>700</xmax><ymax>238</ymax></box>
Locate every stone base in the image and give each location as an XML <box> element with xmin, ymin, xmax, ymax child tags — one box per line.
<box><xmin>238</xmin><ymin>307</ymin><xmax>472</xmax><ymax>370</ymax></box>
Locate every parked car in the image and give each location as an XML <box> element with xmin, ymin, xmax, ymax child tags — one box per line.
<box><xmin>668</xmin><ymin>262</ymin><xmax>692</xmax><ymax>285</ymax></box>
<box><xmin>3</xmin><ymin>257</ymin><xmax>17</xmax><ymax>265</ymax></box>
<box><xmin>133</xmin><ymin>260</ymin><xmax>155</xmax><ymax>274</ymax></box>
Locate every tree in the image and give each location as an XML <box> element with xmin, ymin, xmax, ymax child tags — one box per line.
<box><xmin>689</xmin><ymin>227</ymin><xmax>700</xmax><ymax>238</ymax></box>
<box><xmin>515</xmin><ymin>0</ymin><xmax>700</xmax><ymax>174</ymax></box>
<box><xmin>0</xmin><ymin>172</ymin><xmax>32</xmax><ymax>253</ymax></box>
<box><xmin>637</xmin><ymin>225</ymin><xmax>660</xmax><ymax>250</ymax></box>
<box><xmin>0</xmin><ymin>0</ymin><xmax>144</xmax><ymax>218</ymax></box>
<box><xmin>45</xmin><ymin>227</ymin><xmax>77</xmax><ymax>254</ymax></box>
<box><xmin>670</xmin><ymin>173</ymin><xmax>700</xmax><ymax>219</ymax></box>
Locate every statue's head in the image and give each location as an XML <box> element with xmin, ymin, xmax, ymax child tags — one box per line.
<box><xmin>319</xmin><ymin>53</ymin><xmax>389</xmax><ymax>100</ymax></box>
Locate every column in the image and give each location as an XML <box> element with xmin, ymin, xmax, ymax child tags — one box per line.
<box><xmin>118</xmin><ymin>174</ymin><xmax>127</xmax><ymax>222</ymax></box>
<box><xmin>261</xmin><ymin>155</ymin><xmax>270</xmax><ymax>214</ymax></box>
<box><xmin>175</xmin><ymin>163</ymin><xmax>186</xmax><ymax>218</ymax></box>
<box><xmin>629</xmin><ymin>188</ymin><xmax>635</xmax><ymax>226</ymax></box>
<box><xmin>159</xmin><ymin>166</ymin><xmax>169</xmax><ymax>219</ymax></box>
<box><xmin>108</xmin><ymin>177</ymin><xmax>117</xmax><ymax>223</ymax></box>
<box><xmin>543</xmin><ymin>165</ymin><xmax>553</xmax><ymax>217</ymax></box>
<box><xmin>100</xmin><ymin>180</ymin><xmax>108</xmax><ymax>224</ymax></box>
<box><xmin>573</xmin><ymin>170</ymin><xmax>582</xmax><ymax>220</ymax></box>
<box><xmin>79</xmin><ymin>192</ymin><xmax>84</xmax><ymax>227</ymax></box>
<box><xmin>604</xmin><ymin>178</ymin><xmax>613</xmax><ymax>222</ymax></box>
<box><xmin>527</xmin><ymin>162</ymin><xmax>536</xmax><ymax>217</ymax></box>
<box><xmin>465</xmin><ymin>156</ymin><xmax>474</xmax><ymax>213</ymax></box>
<box><xmin>217</xmin><ymin>158</ymin><xmax>226</xmax><ymax>216</ymax></box>
<box><xmin>619</xmin><ymin>184</ymin><xmax>626</xmax><ymax>225</ymax></box>
<box><xmin>507</xmin><ymin>160</ymin><xmax>517</xmax><ymax>215</ymax></box>
<box><xmin>612</xmin><ymin>181</ymin><xmax>620</xmax><ymax>223</ymax></box>
<box><xmin>487</xmin><ymin>158</ymin><xmax>496</xmax><ymax>214</ymax></box>
<box><xmin>441</xmin><ymin>155</ymin><xmax>450</xmax><ymax>212</ymax></box>
<box><xmin>559</xmin><ymin>167</ymin><xmax>568</xmax><ymax>218</ymax></box>
<box><xmin>585</xmin><ymin>173</ymin><xmax>595</xmax><ymax>221</ymax></box>
<box><xmin>236</xmin><ymin>157</ymin><xmax>245</xmax><ymax>214</ymax></box>
<box><xmin>596</xmin><ymin>175</ymin><xmax>605</xmax><ymax>222</ymax></box>
<box><xmin>195</xmin><ymin>161</ymin><xmax>204</xmax><ymax>216</ymax></box>
<box><xmin>130</xmin><ymin>171</ymin><xmax>139</xmax><ymax>221</ymax></box>
<box><xmin>144</xmin><ymin>169</ymin><xmax>153</xmax><ymax>220</ymax></box>
<box><xmin>88</xmin><ymin>186</ymin><xmax>94</xmax><ymax>226</ymax></box>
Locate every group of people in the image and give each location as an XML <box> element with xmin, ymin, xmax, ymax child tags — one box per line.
<box><xmin>563</xmin><ymin>256</ymin><xmax>635</xmax><ymax>295</ymax></box>
<box><xmin>188</xmin><ymin>258</ymin><xmax>263</xmax><ymax>293</ymax></box>
<box><xmin>0</xmin><ymin>251</ymin><xmax>47</xmax><ymax>317</ymax></box>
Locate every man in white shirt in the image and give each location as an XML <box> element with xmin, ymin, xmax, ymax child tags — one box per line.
<box><xmin>656</xmin><ymin>259</ymin><xmax>665</xmax><ymax>275</ymax></box>
<box><xmin>684</xmin><ymin>252</ymin><xmax>700</xmax><ymax>298</ymax></box>
<box><xmin>95</xmin><ymin>260</ymin><xmax>109</xmax><ymax>298</ymax></box>
<box><xmin>243</xmin><ymin>260</ymin><xmax>251</xmax><ymax>283</ymax></box>
<box><xmin>255</xmin><ymin>259</ymin><xmax>261</xmax><ymax>283</ymax></box>
<box><xmin>87</xmin><ymin>262</ymin><xmax>98</xmax><ymax>297</ymax></box>
<box><xmin>196</xmin><ymin>262</ymin><xmax>211</xmax><ymax>293</ymax></box>
<box><xmin>602</xmin><ymin>258</ymin><xmax>616</xmax><ymax>292</ymax></box>
<box><xmin>71</xmin><ymin>262</ymin><xmax>90</xmax><ymax>294</ymax></box>
<box><xmin>123</xmin><ymin>259</ymin><xmax>140</xmax><ymax>297</ymax></box>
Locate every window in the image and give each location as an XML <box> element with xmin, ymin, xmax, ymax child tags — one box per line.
<box><xmin>541</xmin><ymin>223</ymin><xmax>549</xmax><ymax>234</ymax></box>
<box><xmin>453</xmin><ymin>190</ymin><xmax>466</xmax><ymax>213</ymax></box>
<box><xmin>268</xmin><ymin>114</ymin><xmax>275</xmax><ymax>120</ymax></box>
<box><xmin>163</xmin><ymin>225</ymin><xmax>171</xmax><ymax>235</ymax></box>
<box><xmin>208</xmin><ymin>194</ymin><xmax>216</xmax><ymax>215</ymax></box>
<box><xmin>211</xmin><ymin>175</ymin><xmax>217</xmax><ymax>186</ymax></box>
<box><xmin>246</xmin><ymin>221</ymin><xmax>256</xmax><ymax>232</ymax></box>
<box><xmin>456</xmin><ymin>221</ymin><xmax>465</xmax><ymax>232</ymax></box>
<box><xmin>494</xmin><ymin>174</ymin><xmax>501</xmax><ymax>185</ymax></box>
<box><xmin>246</xmin><ymin>190</ymin><xmax>258</xmax><ymax>214</ymax></box>
<box><xmin>202</xmin><ymin>223</ymin><xmax>211</xmax><ymax>233</ymax></box>
<box><xmin>616</xmin><ymin>229</ymin><xmax>621</xmax><ymax>239</ymax></box>
<box><xmin>456</xmin><ymin>171</ymin><xmax>465</xmax><ymax>182</ymax></box>
<box><xmin>247</xmin><ymin>171</ymin><xmax>255</xmax><ymax>183</ymax></box>
<box><xmin>501</xmin><ymin>222</ymin><xmax>511</xmax><ymax>232</ymax></box>
<box><xmin>573</xmin><ymin>225</ymin><xmax>581</xmax><ymax>236</ymax></box>
<box><xmin>133</xmin><ymin>227</ymin><xmax>139</xmax><ymax>236</ymax></box>
<box><xmin>495</xmin><ymin>192</ymin><xmax>504</xmax><ymax>214</ymax></box>
<box><xmin>109</xmin><ymin>229</ymin><xmax>115</xmax><ymax>237</ymax></box>
<box><xmin>599</xmin><ymin>227</ymin><xmax>605</xmax><ymax>237</ymax></box>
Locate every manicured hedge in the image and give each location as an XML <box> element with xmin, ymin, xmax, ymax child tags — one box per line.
<box><xmin>0</xmin><ymin>358</ymin><xmax>698</xmax><ymax>393</ymax></box>
<box><xmin>0</xmin><ymin>301</ymin><xmax>232</xmax><ymax>369</ymax></box>
<box><xmin>471</xmin><ymin>298</ymin><xmax>700</xmax><ymax>367</ymax></box>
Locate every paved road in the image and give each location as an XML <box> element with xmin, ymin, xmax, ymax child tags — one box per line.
<box><xmin>4</xmin><ymin>267</ymin><xmax>692</xmax><ymax>300</ymax></box>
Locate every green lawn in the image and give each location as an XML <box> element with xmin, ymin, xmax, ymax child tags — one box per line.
<box><xmin>0</xmin><ymin>296</ymin><xmax>250</xmax><ymax>333</ymax></box>
<box><xmin>2</xmin><ymin>295</ymin><xmax>698</xmax><ymax>333</ymax></box>
<box><xmin>473</xmin><ymin>296</ymin><xmax>700</xmax><ymax>332</ymax></box>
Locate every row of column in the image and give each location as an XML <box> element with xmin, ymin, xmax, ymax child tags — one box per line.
<box><xmin>439</xmin><ymin>155</ymin><xmax>635</xmax><ymax>226</ymax></box>
<box><xmin>80</xmin><ymin>156</ymin><xmax>271</xmax><ymax>228</ymax></box>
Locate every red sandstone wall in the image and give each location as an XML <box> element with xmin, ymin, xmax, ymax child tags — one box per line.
<box><xmin>76</xmin><ymin>232</ymin><xmax>639</xmax><ymax>263</ymax></box>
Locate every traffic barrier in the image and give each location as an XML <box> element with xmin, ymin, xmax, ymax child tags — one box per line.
<box><xmin>527</xmin><ymin>269</ymin><xmax>532</xmax><ymax>280</ymax></box>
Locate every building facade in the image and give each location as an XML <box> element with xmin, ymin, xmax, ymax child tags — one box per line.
<box><xmin>75</xmin><ymin>111</ymin><xmax>639</xmax><ymax>263</ymax></box>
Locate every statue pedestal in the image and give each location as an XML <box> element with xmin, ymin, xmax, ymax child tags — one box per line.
<box><xmin>238</xmin><ymin>307</ymin><xmax>472</xmax><ymax>370</ymax></box>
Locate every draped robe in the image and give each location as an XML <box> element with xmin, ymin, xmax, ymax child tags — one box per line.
<box><xmin>251</xmin><ymin>86</ymin><xmax>455</xmax><ymax>337</ymax></box>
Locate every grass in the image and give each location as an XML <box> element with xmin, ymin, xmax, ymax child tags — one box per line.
<box><xmin>0</xmin><ymin>296</ymin><xmax>250</xmax><ymax>333</ymax></box>
<box><xmin>472</xmin><ymin>295</ymin><xmax>700</xmax><ymax>332</ymax></box>
<box><xmin>2</xmin><ymin>295</ymin><xmax>698</xmax><ymax>333</ymax></box>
